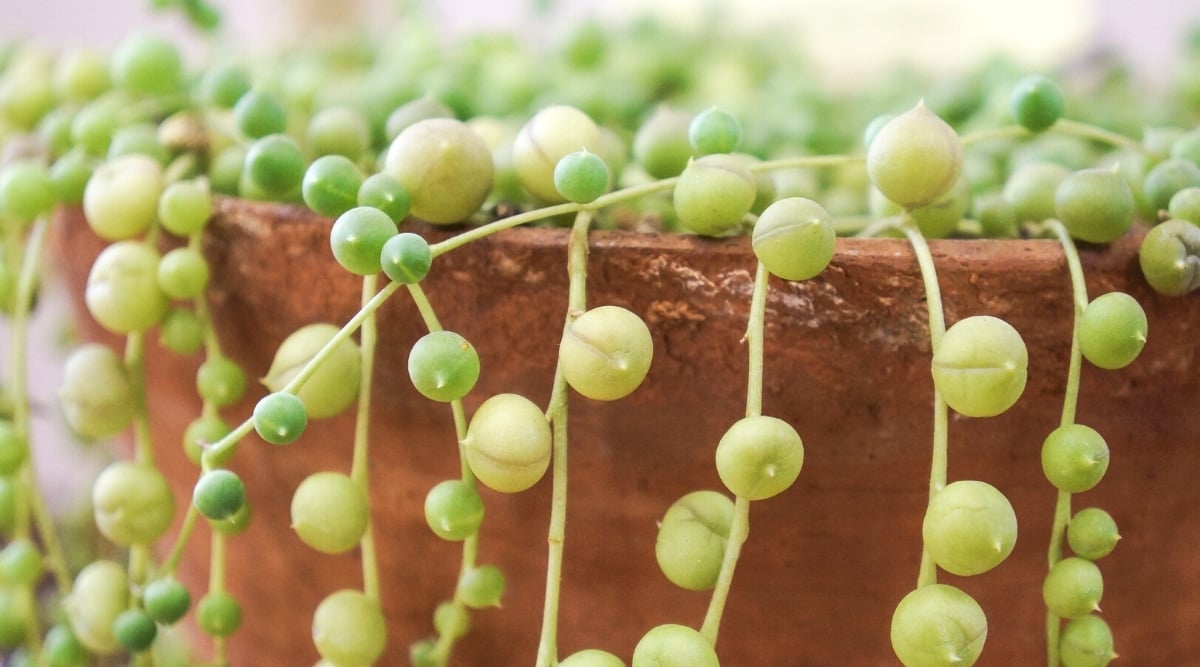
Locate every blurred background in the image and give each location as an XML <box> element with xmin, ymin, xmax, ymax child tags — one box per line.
<box><xmin>3</xmin><ymin>0</ymin><xmax>1200</xmax><ymax>87</ymax></box>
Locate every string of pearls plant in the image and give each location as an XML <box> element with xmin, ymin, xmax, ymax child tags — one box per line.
<box><xmin>0</xmin><ymin>5</ymin><xmax>1198</xmax><ymax>667</ymax></box>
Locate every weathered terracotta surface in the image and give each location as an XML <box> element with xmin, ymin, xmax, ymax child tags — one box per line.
<box><xmin>53</xmin><ymin>199</ymin><xmax>1200</xmax><ymax>666</ymax></box>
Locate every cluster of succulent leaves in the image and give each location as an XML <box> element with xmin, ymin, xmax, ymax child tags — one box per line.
<box><xmin>0</xmin><ymin>6</ymin><xmax>1198</xmax><ymax>667</ymax></box>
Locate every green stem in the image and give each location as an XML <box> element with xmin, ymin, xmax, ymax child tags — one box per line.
<box><xmin>5</xmin><ymin>225</ymin><xmax>31</xmax><ymax>544</ymax></box>
<box><xmin>5</xmin><ymin>217</ymin><xmax>51</xmax><ymax>655</ymax></box>
<box><xmin>431</xmin><ymin>179</ymin><xmax>677</xmax><ymax>259</ymax></box>
<box><xmin>1053</xmin><ymin>119</ymin><xmax>1145</xmax><ymax>155</ymax></box>
<box><xmin>743</xmin><ymin>262</ymin><xmax>769</xmax><ymax>418</ymax></box>
<box><xmin>749</xmin><ymin>154</ymin><xmax>864</xmax><ymax>172</ymax></box>
<box><xmin>700</xmin><ymin>262</ymin><xmax>770</xmax><ymax>646</ymax></box>
<box><xmin>6</xmin><ymin>216</ymin><xmax>71</xmax><ymax>592</ymax></box>
<box><xmin>406</xmin><ymin>282</ymin><xmax>444</xmax><ymax>333</ymax></box>
<box><xmin>430</xmin><ymin>400</ymin><xmax>478</xmax><ymax>665</ymax></box>
<box><xmin>1043</xmin><ymin>219</ymin><xmax>1090</xmax><ymax>667</ymax></box>
<box><xmin>432</xmin><ymin>202</ymin><xmax>583</xmax><ymax>258</ymax></box>
<box><xmin>901</xmin><ymin>219</ymin><xmax>949</xmax><ymax>589</ymax></box>
<box><xmin>352</xmin><ymin>274</ymin><xmax>381</xmax><ymax>601</ymax></box>
<box><xmin>534</xmin><ymin>210</ymin><xmax>593</xmax><ymax>667</ymax></box>
<box><xmin>854</xmin><ymin>215</ymin><xmax>904</xmax><ymax>239</ymax></box>
<box><xmin>209</xmin><ymin>529</ymin><xmax>228</xmax><ymax>666</ymax></box>
<box><xmin>1045</xmin><ymin>488</ymin><xmax>1072</xmax><ymax>667</ymax></box>
<box><xmin>119</xmin><ymin>289</ymin><xmax>158</xmax><ymax>655</ymax></box>
<box><xmin>129</xmin><ymin>543</ymin><xmax>150</xmax><ymax>587</ymax></box>
<box><xmin>160</xmin><ymin>504</ymin><xmax>201</xmax><ymax>574</ymax></box>
<box><xmin>1045</xmin><ymin>221</ymin><xmax>1088</xmax><ymax>429</ymax></box>
<box><xmin>451</xmin><ymin>401</ymin><xmax>471</xmax><ymax>483</ymax></box>
<box><xmin>189</xmin><ymin>231</ymin><xmax>226</xmax><ymax>360</ymax></box>
<box><xmin>428</xmin><ymin>153</ymin><xmax>868</xmax><ymax>262</ymax></box>
<box><xmin>405</xmin><ymin>281</ymin><xmax>478</xmax><ymax>665</ymax></box>
<box><xmin>125</xmin><ymin>331</ymin><xmax>155</xmax><ymax>467</ymax></box>
<box><xmin>700</xmin><ymin>496</ymin><xmax>751</xmax><ymax>645</ymax></box>
<box><xmin>959</xmin><ymin>120</ymin><xmax>1145</xmax><ymax>155</ymax></box>
<box><xmin>202</xmin><ymin>280</ymin><xmax>402</xmax><ymax>467</ymax></box>
<box><xmin>959</xmin><ymin>125</ymin><xmax>1030</xmax><ymax>146</ymax></box>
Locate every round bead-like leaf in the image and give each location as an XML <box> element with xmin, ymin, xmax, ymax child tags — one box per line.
<box><xmin>1043</xmin><ymin>557</ymin><xmax>1104</xmax><ymax>619</ymax></box>
<box><xmin>1041</xmin><ymin>424</ymin><xmax>1110</xmax><ymax>493</ymax></box>
<box><xmin>312</xmin><ymin>590</ymin><xmax>387</xmax><ymax>667</ymax></box>
<box><xmin>143</xmin><ymin>577</ymin><xmax>191</xmax><ymax>625</ymax></box>
<box><xmin>1055</xmin><ymin>168</ymin><xmax>1135</xmax><ymax>244</ymax></box>
<box><xmin>715</xmin><ymin>415</ymin><xmax>804</xmax><ymax>501</ymax></box>
<box><xmin>932</xmin><ymin>316</ymin><xmax>1028</xmax><ymax>418</ymax></box>
<box><xmin>1138</xmin><ymin>219</ymin><xmax>1200</xmax><ymax>296</ymax></box>
<box><xmin>380</xmin><ymin>232</ymin><xmax>432</xmax><ymax>284</ymax></box>
<box><xmin>83</xmin><ymin>154</ymin><xmax>163</xmax><ymax>240</ymax></box>
<box><xmin>1010</xmin><ymin>75</ymin><xmax>1065</xmax><ymax>132</ymax></box>
<box><xmin>655</xmin><ymin>490</ymin><xmax>733</xmax><ymax>591</ymax></box>
<box><xmin>192</xmin><ymin>468</ymin><xmax>246</xmax><ymax>522</ymax></box>
<box><xmin>631</xmin><ymin>624</ymin><xmax>719</xmax><ymax>667</ymax></box>
<box><xmin>384</xmin><ymin>118</ymin><xmax>493</xmax><ymax>223</ymax></box>
<box><xmin>1059</xmin><ymin>615</ymin><xmax>1115</xmax><ymax>667</ymax></box>
<box><xmin>456</xmin><ymin>564</ymin><xmax>506</xmax><ymax>609</ymax></box>
<box><xmin>58</xmin><ymin>343</ymin><xmax>135</xmax><ymax>439</ymax></box>
<box><xmin>424</xmin><ymin>479</ymin><xmax>485</xmax><ymax>541</ymax></box>
<box><xmin>463</xmin><ymin>393</ymin><xmax>551</xmax><ymax>493</ymax></box>
<box><xmin>560</xmin><ymin>305</ymin><xmax>653</xmax><ymax>401</ymax></box>
<box><xmin>263</xmin><ymin>323</ymin><xmax>362</xmax><ymax>419</ymax></box>
<box><xmin>1078</xmin><ymin>292</ymin><xmax>1147</xmax><ymax>370</ymax></box>
<box><xmin>253</xmin><ymin>392</ymin><xmax>308</xmax><ymax>445</ymax></box>
<box><xmin>752</xmin><ymin>197</ymin><xmax>835</xmax><ymax>280</ymax></box>
<box><xmin>92</xmin><ymin>461</ymin><xmax>175</xmax><ymax>546</ymax></box>
<box><xmin>553</xmin><ymin>150</ymin><xmax>609</xmax><ymax>204</ymax></box>
<box><xmin>560</xmin><ymin>649</ymin><xmax>627</xmax><ymax>667</ymax></box>
<box><xmin>512</xmin><ymin>105</ymin><xmax>601</xmax><ymax>203</ymax></box>
<box><xmin>867</xmin><ymin>101</ymin><xmax>962</xmax><ymax>208</ymax></box>
<box><xmin>197</xmin><ymin>592</ymin><xmax>241</xmax><ymax>638</ymax></box>
<box><xmin>330</xmin><ymin>206</ymin><xmax>398</xmax><ymax>276</ymax></box>
<box><xmin>291</xmin><ymin>471</ymin><xmax>368</xmax><ymax>554</ymax></box>
<box><xmin>673</xmin><ymin>154</ymin><xmax>756</xmax><ymax>236</ymax></box>
<box><xmin>1067</xmin><ymin>508</ymin><xmax>1120</xmax><ymax>560</ymax></box>
<box><xmin>923</xmin><ymin>480</ymin><xmax>1017</xmax><ymax>576</ymax></box>
<box><xmin>303</xmin><ymin>155</ymin><xmax>363</xmax><ymax>218</ymax></box>
<box><xmin>890</xmin><ymin>584</ymin><xmax>987</xmax><ymax>667</ymax></box>
<box><xmin>65</xmin><ymin>560</ymin><xmax>128</xmax><ymax>654</ymax></box>
<box><xmin>408</xmin><ymin>331</ymin><xmax>480</xmax><ymax>402</ymax></box>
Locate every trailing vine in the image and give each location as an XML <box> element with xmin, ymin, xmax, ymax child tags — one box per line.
<box><xmin>0</xmin><ymin>8</ymin><xmax>1197</xmax><ymax>667</ymax></box>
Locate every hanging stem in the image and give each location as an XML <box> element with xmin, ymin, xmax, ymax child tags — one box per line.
<box><xmin>428</xmin><ymin>400</ymin><xmax>478</xmax><ymax>666</ymax></box>
<box><xmin>1045</xmin><ymin>221</ymin><xmax>1088</xmax><ymax>431</ymax></box>
<box><xmin>209</xmin><ymin>530</ymin><xmax>229</xmax><ymax>666</ymax></box>
<box><xmin>750</xmin><ymin>154</ymin><xmax>864</xmax><ymax>172</ymax></box>
<box><xmin>700</xmin><ymin>261</ymin><xmax>771</xmax><ymax>645</ymax></box>
<box><xmin>1043</xmin><ymin>219</ymin><xmax>1090</xmax><ymax>667</ymax></box>
<box><xmin>6</xmin><ymin>216</ymin><xmax>71</xmax><ymax>593</ymax></box>
<box><xmin>959</xmin><ymin>121</ymin><xmax>1145</xmax><ymax>155</ymax></box>
<box><xmin>125</xmin><ymin>331</ymin><xmax>155</xmax><ymax>467</ymax></box>
<box><xmin>901</xmin><ymin>219</ymin><xmax>949</xmax><ymax>589</ymax></box>
<box><xmin>1053</xmin><ymin>119</ymin><xmax>1145</xmax><ymax>155</ymax></box>
<box><xmin>353</xmin><ymin>274</ymin><xmax>381</xmax><ymax>601</ymax></box>
<box><xmin>404</xmin><ymin>281</ymin><xmax>481</xmax><ymax>665</ymax></box>
<box><xmin>743</xmin><ymin>261</ymin><xmax>769</xmax><ymax>419</ymax></box>
<box><xmin>534</xmin><ymin>209</ymin><xmax>593</xmax><ymax>667</ymax></box>
<box><xmin>202</xmin><ymin>280</ymin><xmax>403</xmax><ymax>467</ymax></box>
<box><xmin>160</xmin><ymin>504</ymin><xmax>201</xmax><ymax>574</ymax></box>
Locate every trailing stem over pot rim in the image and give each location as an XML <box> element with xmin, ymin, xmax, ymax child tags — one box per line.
<box><xmin>3</xmin><ymin>5</ymin><xmax>1200</xmax><ymax>667</ymax></box>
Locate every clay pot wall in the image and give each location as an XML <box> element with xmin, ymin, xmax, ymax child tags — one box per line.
<box><xmin>52</xmin><ymin>200</ymin><xmax>1200</xmax><ymax>665</ymax></box>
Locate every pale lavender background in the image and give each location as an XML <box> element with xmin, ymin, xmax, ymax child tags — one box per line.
<box><xmin>3</xmin><ymin>0</ymin><xmax>1200</xmax><ymax>80</ymax></box>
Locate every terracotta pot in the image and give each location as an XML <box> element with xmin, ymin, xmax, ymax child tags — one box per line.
<box><xmin>52</xmin><ymin>199</ymin><xmax>1200</xmax><ymax>666</ymax></box>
